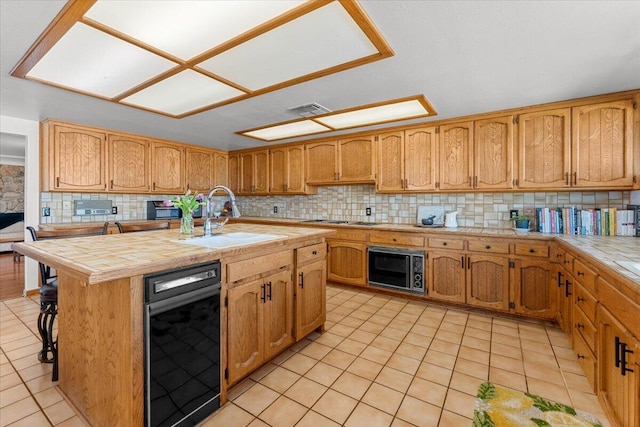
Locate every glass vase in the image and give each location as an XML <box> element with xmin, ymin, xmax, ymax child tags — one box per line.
<box><xmin>180</xmin><ymin>212</ymin><xmax>194</xmax><ymax>235</ymax></box>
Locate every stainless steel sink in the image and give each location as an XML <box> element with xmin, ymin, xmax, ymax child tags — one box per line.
<box><xmin>179</xmin><ymin>232</ymin><xmax>286</xmax><ymax>248</ymax></box>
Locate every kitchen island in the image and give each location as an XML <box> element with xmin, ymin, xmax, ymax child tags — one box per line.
<box><xmin>12</xmin><ymin>223</ymin><xmax>334</xmax><ymax>427</ymax></box>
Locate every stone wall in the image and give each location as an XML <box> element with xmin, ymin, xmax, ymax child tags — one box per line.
<box><xmin>0</xmin><ymin>164</ymin><xmax>25</xmax><ymax>212</ymax></box>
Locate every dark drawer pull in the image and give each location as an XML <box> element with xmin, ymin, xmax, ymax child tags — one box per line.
<box><xmin>577</xmin><ymin>271</ymin><xmax>585</xmax><ymax>276</ymax></box>
<box><xmin>312</xmin><ymin>250</ymin><xmax>317</xmax><ymax>255</ymax></box>
<box><xmin>577</xmin><ymin>354</ymin><xmax>585</xmax><ymax>360</ymax></box>
<box><xmin>443</xmin><ymin>242</ymin><xmax>447</xmax><ymax>246</ymax></box>
<box><xmin>576</xmin><ymin>323</ymin><xmax>584</xmax><ymax>329</ymax></box>
<box><xmin>577</xmin><ymin>296</ymin><xmax>584</xmax><ymax>302</ymax></box>
<box><xmin>485</xmin><ymin>245</ymin><xmax>491</xmax><ymax>249</ymax></box>
<box><xmin>529</xmin><ymin>248</ymin><xmax>536</xmax><ymax>253</ymax></box>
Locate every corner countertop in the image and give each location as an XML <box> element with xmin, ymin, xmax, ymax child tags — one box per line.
<box><xmin>13</xmin><ymin>223</ymin><xmax>334</xmax><ymax>285</ymax></box>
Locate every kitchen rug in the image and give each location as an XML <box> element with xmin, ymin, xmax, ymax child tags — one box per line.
<box><xmin>473</xmin><ymin>382</ymin><xmax>602</xmax><ymax>427</ymax></box>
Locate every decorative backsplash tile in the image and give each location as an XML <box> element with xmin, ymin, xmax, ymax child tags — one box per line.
<box><xmin>41</xmin><ymin>186</ymin><xmax>632</xmax><ymax>230</ymax></box>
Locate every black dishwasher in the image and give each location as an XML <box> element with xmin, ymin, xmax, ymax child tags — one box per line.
<box><xmin>144</xmin><ymin>261</ymin><xmax>221</xmax><ymax>427</ymax></box>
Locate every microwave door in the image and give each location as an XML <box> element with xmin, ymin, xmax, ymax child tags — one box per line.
<box><xmin>370</xmin><ymin>251</ymin><xmax>410</xmax><ymax>289</ymax></box>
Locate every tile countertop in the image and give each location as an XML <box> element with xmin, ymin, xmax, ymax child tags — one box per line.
<box><xmin>12</xmin><ymin>223</ymin><xmax>334</xmax><ymax>285</ymax></box>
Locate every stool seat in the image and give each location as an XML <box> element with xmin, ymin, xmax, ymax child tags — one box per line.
<box><xmin>39</xmin><ymin>282</ymin><xmax>58</xmax><ymax>301</ymax></box>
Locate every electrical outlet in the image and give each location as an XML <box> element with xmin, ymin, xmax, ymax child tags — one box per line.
<box><xmin>273</xmin><ymin>206</ymin><xmax>278</xmax><ymax>214</ymax></box>
<box><xmin>42</xmin><ymin>207</ymin><xmax>50</xmax><ymax>217</ymax></box>
<box><xmin>365</xmin><ymin>207</ymin><xmax>371</xmax><ymax>216</ymax></box>
<box><xmin>510</xmin><ymin>210</ymin><xmax>518</xmax><ymax>219</ymax></box>
<box><xmin>112</xmin><ymin>206</ymin><xmax>118</xmax><ymax>214</ymax></box>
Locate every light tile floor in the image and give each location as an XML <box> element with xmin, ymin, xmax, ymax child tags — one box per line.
<box><xmin>0</xmin><ymin>286</ymin><xmax>611</xmax><ymax>426</ymax></box>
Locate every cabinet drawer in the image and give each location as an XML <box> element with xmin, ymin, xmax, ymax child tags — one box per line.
<box><xmin>369</xmin><ymin>232</ymin><xmax>425</xmax><ymax>247</ymax></box>
<box><xmin>573</xmin><ymin>306</ymin><xmax>597</xmax><ymax>353</ymax></box>
<box><xmin>572</xmin><ymin>332</ymin><xmax>597</xmax><ymax>392</ymax></box>
<box><xmin>332</xmin><ymin>230</ymin><xmax>367</xmax><ymax>242</ymax></box>
<box><xmin>574</xmin><ymin>283</ymin><xmax>597</xmax><ymax>323</ymax></box>
<box><xmin>428</xmin><ymin>238</ymin><xmax>464</xmax><ymax>250</ymax></box>
<box><xmin>573</xmin><ymin>259</ymin><xmax>597</xmax><ymax>294</ymax></box>
<box><xmin>468</xmin><ymin>240</ymin><xmax>509</xmax><ymax>254</ymax></box>
<box><xmin>227</xmin><ymin>250</ymin><xmax>292</xmax><ymax>283</ymax></box>
<box><xmin>514</xmin><ymin>243</ymin><xmax>549</xmax><ymax>258</ymax></box>
<box><xmin>296</xmin><ymin>243</ymin><xmax>326</xmax><ymax>266</ymax></box>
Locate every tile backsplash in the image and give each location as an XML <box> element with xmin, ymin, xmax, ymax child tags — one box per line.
<box><xmin>41</xmin><ymin>186</ymin><xmax>632</xmax><ymax>230</ymax></box>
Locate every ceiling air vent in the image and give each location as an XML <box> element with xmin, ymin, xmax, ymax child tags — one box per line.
<box><xmin>287</xmin><ymin>102</ymin><xmax>331</xmax><ymax>117</ymax></box>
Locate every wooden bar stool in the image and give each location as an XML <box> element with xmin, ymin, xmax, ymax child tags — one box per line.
<box><xmin>26</xmin><ymin>223</ymin><xmax>108</xmax><ymax>381</ymax></box>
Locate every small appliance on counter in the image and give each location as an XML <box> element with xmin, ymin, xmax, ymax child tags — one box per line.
<box><xmin>147</xmin><ymin>201</ymin><xmax>180</xmax><ymax>220</ymax></box>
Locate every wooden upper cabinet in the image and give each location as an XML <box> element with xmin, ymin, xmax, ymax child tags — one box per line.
<box><xmin>269</xmin><ymin>145</ymin><xmax>309</xmax><ymax>194</ymax></box>
<box><xmin>239</xmin><ymin>149</ymin><xmax>269</xmax><ymax>195</ymax></box>
<box><xmin>306</xmin><ymin>141</ymin><xmax>338</xmax><ymax>184</ymax></box>
<box><xmin>572</xmin><ymin>99</ymin><xmax>635</xmax><ymax>188</ymax></box>
<box><xmin>376</xmin><ymin>131</ymin><xmax>404</xmax><ymax>192</ymax></box>
<box><xmin>474</xmin><ymin>116</ymin><xmax>513</xmax><ymax>190</ymax></box>
<box><xmin>107</xmin><ymin>134</ymin><xmax>149</xmax><ymax>193</ymax></box>
<box><xmin>518</xmin><ymin>108</ymin><xmax>572</xmax><ymax>189</ymax></box>
<box><xmin>438</xmin><ymin>122</ymin><xmax>473</xmax><ymax>190</ymax></box>
<box><xmin>213</xmin><ymin>152</ymin><xmax>228</xmax><ymax>187</ymax></box>
<box><xmin>227</xmin><ymin>154</ymin><xmax>239</xmax><ymax>193</ymax></box>
<box><xmin>338</xmin><ymin>136</ymin><xmax>375</xmax><ymax>183</ymax></box>
<box><xmin>405</xmin><ymin>126</ymin><xmax>438</xmax><ymax>191</ymax></box>
<box><xmin>185</xmin><ymin>147</ymin><xmax>213</xmax><ymax>194</ymax></box>
<box><xmin>150</xmin><ymin>141</ymin><xmax>184</xmax><ymax>194</ymax></box>
<box><xmin>42</xmin><ymin>122</ymin><xmax>107</xmax><ymax>191</ymax></box>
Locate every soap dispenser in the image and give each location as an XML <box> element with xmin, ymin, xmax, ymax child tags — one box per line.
<box><xmin>444</xmin><ymin>211</ymin><xmax>458</xmax><ymax>228</ymax></box>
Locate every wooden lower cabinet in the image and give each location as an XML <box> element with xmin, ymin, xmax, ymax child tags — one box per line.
<box><xmin>598</xmin><ymin>306</ymin><xmax>639</xmax><ymax>427</ymax></box>
<box><xmin>227</xmin><ymin>269</ymin><xmax>293</xmax><ymax>385</ymax></box>
<box><xmin>429</xmin><ymin>252</ymin><xmax>465</xmax><ymax>303</ymax></box>
<box><xmin>295</xmin><ymin>260</ymin><xmax>326</xmax><ymax>340</ymax></box>
<box><xmin>466</xmin><ymin>255</ymin><xmax>510</xmax><ymax>311</ymax></box>
<box><xmin>327</xmin><ymin>240</ymin><xmax>367</xmax><ymax>286</ymax></box>
<box><xmin>511</xmin><ymin>258</ymin><xmax>557</xmax><ymax>319</ymax></box>
<box><xmin>557</xmin><ymin>268</ymin><xmax>574</xmax><ymax>337</ymax></box>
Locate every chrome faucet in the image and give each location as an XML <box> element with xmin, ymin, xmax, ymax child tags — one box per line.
<box><xmin>204</xmin><ymin>185</ymin><xmax>241</xmax><ymax>237</ymax></box>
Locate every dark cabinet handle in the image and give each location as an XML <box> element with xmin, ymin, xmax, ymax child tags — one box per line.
<box><xmin>576</xmin><ymin>323</ymin><xmax>584</xmax><ymax>329</ymax></box>
<box><xmin>577</xmin><ymin>296</ymin><xmax>584</xmax><ymax>302</ymax></box>
<box><xmin>565</xmin><ymin>172</ymin><xmax>569</xmax><ymax>185</ymax></box>
<box><xmin>485</xmin><ymin>245</ymin><xmax>491</xmax><ymax>249</ymax></box>
<box><xmin>461</xmin><ymin>256</ymin><xmax>465</xmax><ymax>269</ymax></box>
<box><xmin>393</xmin><ymin>238</ymin><xmax>397</xmax><ymax>242</ymax></box>
<box><xmin>267</xmin><ymin>281</ymin><xmax>272</xmax><ymax>301</ymax></box>
<box><xmin>312</xmin><ymin>250</ymin><xmax>317</xmax><ymax>255</ymax></box>
<box><xmin>529</xmin><ymin>248</ymin><xmax>536</xmax><ymax>253</ymax></box>
<box><xmin>443</xmin><ymin>242</ymin><xmax>447</xmax><ymax>246</ymax></box>
<box><xmin>577</xmin><ymin>271</ymin><xmax>584</xmax><ymax>276</ymax></box>
<box><xmin>565</xmin><ymin>279</ymin><xmax>572</xmax><ymax>297</ymax></box>
<box><xmin>260</xmin><ymin>283</ymin><xmax>266</xmax><ymax>303</ymax></box>
<box><xmin>110</xmin><ymin>179</ymin><xmax>114</xmax><ymax>189</ymax></box>
<box><xmin>577</xmin><ymin>354</ymin><xmax>585</xmax><ymax>359</ymax></box>
<box><xmin>557</xmin><ymin>271</ymin><xmax>564</xmax><ymax>288</ymax></box>
<box><xmin>615</xmin><ymin>336</ymin><xmax>635</xmax><ymax>376</ymax></box>
<box><xmin>299</xmin><ymin>272</ymin><xmax>304</xmax><ymax>289</ymax></box>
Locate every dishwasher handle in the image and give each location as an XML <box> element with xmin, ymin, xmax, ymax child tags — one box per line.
<box><xmin>154</xmin><ymin>269</ymin><xmax>217</xmax><ymax>293</ymax></box>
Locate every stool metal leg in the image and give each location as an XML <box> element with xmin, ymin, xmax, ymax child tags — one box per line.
<box><xmin>37</xmin><ymin>301</ymin><xmax>54</xmax><ymax>363</ymax></box>
<box><xmin>47</xmin><ymin>307</ymin><xmax>58</xmax><ymax>381</ymax></box>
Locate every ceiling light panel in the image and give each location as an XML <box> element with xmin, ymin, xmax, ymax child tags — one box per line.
<box><xmin>315</xmin><ymin>99</ymin><xmax>430</xmax><ymax>129</ymax></box>
<box><xmin>26</xmin><ymin>23</ymin><xmax>176</xmax><ymax>98</ymax></box>
<box><xmin>121</xmin><ymin>70</ymin><xmax>245</xmax><ymax>116</ymax></box>
<box><xmin>198</xmin><ymin>1</ymin><xmax>379</xmax><ymax>90</ymax></box>
<box><xmin>84</xmin><ymin>1</ymin><xmax>303</xmax><ymax>61</ymax></box>
<box><xmin>243</xmin><ymin>120</ymin><xmax>331</xmax><ymax>141</ymax></box>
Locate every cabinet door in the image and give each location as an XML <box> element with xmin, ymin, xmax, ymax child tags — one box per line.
<box><xmin>306</xmin><ymin>141</ymin><xmax>337</xmax><ymax>184</ymax></box>
<box><xmin>429</xmin><ymin>252</ymin><xmax>465</xmax><ymax>303</ymax></box>
<box><xmin>264</xmin><ymin>269</ymin><xmax>294</xmax><ymax>360</ymax></box>
<box><xmin>185</xmin><ymin>148</ymin><xmax>213</xmax><ymax>194</ymax></box>
<box><xmin>151</xmin><ymin>142</ymin><xmax>184</xmax><ymax>193</ymax></box>
<box><xmin>239</xmin><ymin>152</ymin><xmax>254</xmax><ymax>194</ymax></box>
<box><xmin>327</xmin><ymin>240</ymin><xmax>367</xmax><ymax>286</ymax></box>
<box><xmin>405</xmin><ymin>126</ymin><xmax>437</xmax><ymax>191</ymax></box>
<box><xmin>213</xmin><ymin>152</ymin><xmax>228</xmax><ymax>187</ymax></box>
<box><xmin>227</xmin><ymin>281</ymin><xmax>265</xmax><ymax>385</ymax></box>
<box><xmin>512</xmin><ymin>259</ymin><xmax>557</xmax><ymax>319</ymax></box>
<box><xmin>269</xmin><ymin>147</ymin><xmax>286</xmax><ymax>193</ymax></box>
<box><xmin>107</xmin><ymin>134</ymin><xmax>149</xmax><ymax>192</ymax></box>
<box><xmin>253</xmin><ymin>150</ymin><xmax>269</xmax><ymax>194</ymax></box>
<box><xmin>474</xmin><ymin>116</ymin><xmax>513</xmax><ymax>190</ymax></box>
<box><xmin>518</xmin><ymin>108</ymin><xmax>571</xmax><ymax>189</ymax></box>
<box><xmin>438</xmin><ymin>122</ymin><xmax>473</xmax><ymax>190</ymax></box>
<box><xmin>572</xmin><ymin>100</ymin><xmax>635</xmax><ymax>188</ymax></box>
<box><xmin>52</xmin><ymin>125</ymin><xmax>107</xmax><ymax>191</ymax></box>
<box><xmin>228</xmin><ymin>154</ymin><xmax>239</xmax><ymax>193</ymax></box>
<box><xmin>295</xmin><ymin>260</ymin><xmax>326</xmax><ymax>340</ymax></box>
<box><xmin>466</xmin><ymin>255</ymin><xmax>510</xmax><ymax>311</ymax></box>
<box><xmin>598</xmin><ymin>306</ymin><xmax>639</xmax><ymax>427</ymax></box>
<box><xmin>376</xmin><ymin>131</ymin><xmax>404</xmax><ymax>192</ymax></box>
<box><xmin>286</xmin><ymin>145</ymin><xmax>306</xmax><ymax>194</ymax></box>
<box><xmin>338</xmin><ymin>136</ymin><xmax>375</xmax><ymax>182</ymax></box>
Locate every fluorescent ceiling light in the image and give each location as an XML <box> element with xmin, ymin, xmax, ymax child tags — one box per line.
<box><xmin>238</xmin><ymin>95</ymin><xmax>437</xmax><ymax>142</ymax></box>
<box><xmin>13</xmin><ymin>0</ymin><xmax>393</xmax><ymax>118</ymax></box>
<box><xmin>243</xmin><ymin>121</ymin><xmax>331</xmax><ymax>141</ymax></box>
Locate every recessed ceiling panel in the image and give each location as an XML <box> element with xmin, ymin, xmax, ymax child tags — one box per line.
<box><xmin>315</xmin><ymin>99</ymin><xmax>430</xmax><ymax>129</ymax></box>
<box><xmin>26</xmin><ymin>23</ymin><xmax>177</xmax><ymax>98</ymax></box>
<box><xmin>121</xmin><ymin>70</ymin><xmax>245</xmax><ymax>116</ymax></box>
<box><xmin>85</xmin><ymin>1</ymin><xmax>303</xmax><ymax>61</ymax></box>
<box><xmin>243</xmin><ymin>120</ymin><xmax>331</xmax><ymax>141</ymax></box>
<box><xmin>198</xmin><ymin>1</ymin><xmax>379</xmax><ymax>90</ymax></box>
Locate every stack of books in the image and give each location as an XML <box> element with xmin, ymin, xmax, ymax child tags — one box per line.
<box><xmin>535</xmin><ymin>207</ymin><xmax>636</xmax><ymax>236</ymax></box>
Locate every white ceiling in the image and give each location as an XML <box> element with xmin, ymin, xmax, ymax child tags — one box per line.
<box><xmin>1</xmin><ymin>1</ymin><xmax>639</xmax><ymax>151</ymax></box>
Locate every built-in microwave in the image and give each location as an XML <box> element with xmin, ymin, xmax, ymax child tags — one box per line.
<box><xmin>368</xmin><ymin>246</ymin><xmax>425</xmax><ymax>295</ymax></box>
<box><xmin>146</xmin><ymin>201</ymin><xmax>180</xmax><ymax>220</ymax></box>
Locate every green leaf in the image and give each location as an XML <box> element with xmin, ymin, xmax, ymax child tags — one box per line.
<box><xmin>525</xmin><ymin>393</ymin><xmax>576</xmax><ymax>415</ymax></box>
<box><xmin>531</xmin><ymin>418</ymin><xmax>552</xmax><ymax>427</ymax></box>
<box><xmin>477</xmin><ymin>382</ymin><xmax>497</xmax><ymax>400</ymax></box>
<box><xmin>472</xmin><ymin>410</ymin><xmax>496</xmax><ymax>427</ymax></box>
